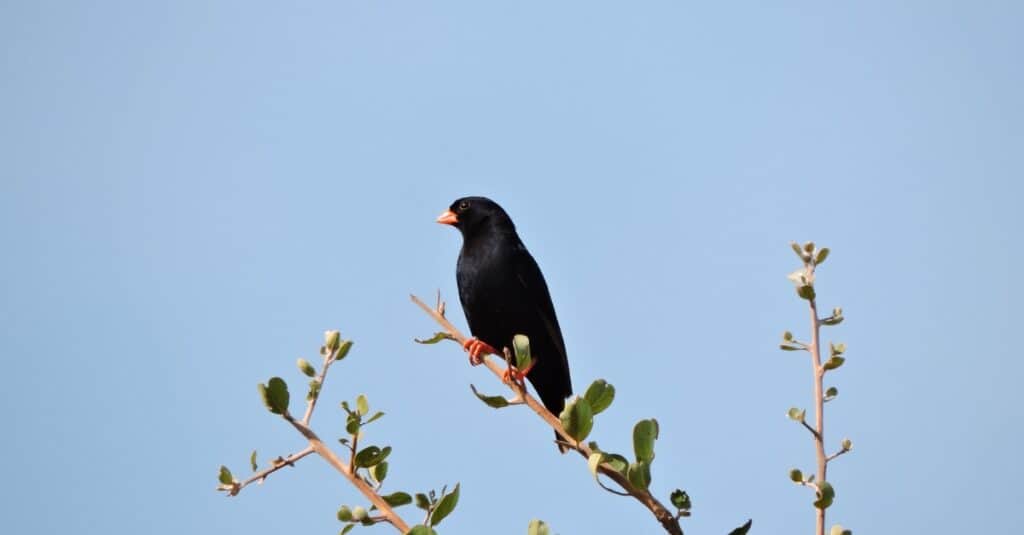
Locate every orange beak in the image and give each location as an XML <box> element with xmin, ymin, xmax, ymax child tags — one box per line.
<box><xmin>436</xmin><ymin>209</ymin><xmax>458</xmax><ymax>225</ymax></box>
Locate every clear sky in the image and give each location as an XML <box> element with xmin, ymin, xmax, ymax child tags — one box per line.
<box><xmin>2</xmin><ymin>1</ymin><xmax>1021</xmax><ymax>534</ymax></box>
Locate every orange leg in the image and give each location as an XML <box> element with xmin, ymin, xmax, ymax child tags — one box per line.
<box><xmin>462</xmin><ymin>337</ymin><xmax>497</xmax><ymax>366</ymax></box>
<box><xmin>502</xmin><ymin>359</ymin><xmax>536</xmax><ymax>385</ymax></box>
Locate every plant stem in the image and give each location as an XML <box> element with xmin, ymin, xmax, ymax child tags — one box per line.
<box><xmin>285</xmin><ymin>413</ymin><xmax>410</xmax><ymax>532</ymax></box>
<box><xmin>412</xmin><ymin>294</ymin><xmax>684</xmax><ymax>535</ymax></box>
<box><xmin>808</xmin><ymin>281</ymin><xmax>826</xmax><ymax>535</ymax></box>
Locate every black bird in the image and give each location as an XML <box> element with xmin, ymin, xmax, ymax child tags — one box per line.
<box><xmin>437</xmin><ymin>196</ymin><xmax>573</xmax><ymax>451</ymax></box>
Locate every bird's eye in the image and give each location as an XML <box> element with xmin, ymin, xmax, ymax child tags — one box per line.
<box><xmin>458</xmin><ymin>201</ymin><xmax>470</xmax><ymax>210</ymax></box>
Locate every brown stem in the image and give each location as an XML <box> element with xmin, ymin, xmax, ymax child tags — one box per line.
<box><xmin>284</xmin><ymin>412</ymin><xmax>409</xmax><ymax>532</ymax></box>
<box><xmin>302</xmin><ymin>348</ymin><xmax>337</xmax><ymax>425</ymax></box>
<box><xmin>807</xmin><ymin>271</ymin><xmax>827</xmax><ymax>535</ymax></box>
<box><xmin>230</xmin><ymin>446</ymin><xmax>316</xmax><ymax>495</ymax></box>
<box><xmin>411</xmin><ymin>294</ymin><xmax>684</xmax><ymax>535</ymax></box>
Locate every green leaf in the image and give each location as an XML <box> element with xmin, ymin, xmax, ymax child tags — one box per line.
<box><xmin>803</xmin><ymin>241</ymin><xmax>815</xmax><ymax>253</ymax></box>
<box><xmin>430</xmin><ymin>483</ymin><xmax>459</xmax><ymax>527</ymax></box>
<box><xmin>813</xmin><ymin>481</ymin><xmax>835</xmax><ymax>509</ymax></box>
<box><xmin>297</xmin><ymin>358</ymin><xmax>316</xmax><ymax>377</ymax></box>
<box><xmin>559</xmin><ymin>396</ymin><xmax>594</xmax><ymax>442</ymax></box>
<box><xmin>789</xmin><ymin>468</ymin><xmax>803</xmax><ymax>482</ymax></box>
<box><xmin>670</xmin><ymin>489</ymin><xmax>691</xmax><ymax>511</ymax></box>
<box><xmin>583</xmin><ymin>379</ymin><xmax>615</xmax><ymax>415</ymax></box>
<box><xmin>815</xmin><ymin>247</ymin><xmax>830</xmax><ymax>265</ymax></box>
<box><xmin>351</xmin><ymin>506</ymin><xmax>368</xmax><ymax>522</ymax></box>
<box><xmin>406</xmin><ymin>526</ymin><xmax>437</xmax><ymax>535</ymax></box>
<box><xmin>414</xmin><ymin>332</ymin><xmax>454</xmax><ymax>344</ymax></box>
<box><xmin>823</xmin><ymin>356</ymin><xmax>845</xmax><ymax>370</ymax></box>
<box><xmin>787</xmin><ymin>407</ymin><xmax>806</xmax><ymax>422</ymax></box>
<box><xmin>791</xmin><ymin>242</ymin><xmax>805</xmax><ymax>259</ymax></box>
<box><xmin>783</xmin><ymin>331</ymin><xmax>794</xmax><ymax>341</ymax></box>
<box><xmin>414</xmin><ymin>493</ymin><xmax>430</xmax><ymax>511</ymax></box>
<box><xmin>370</xmin><ymin>461</ymin><xmax>388</xmax><ymax>484</ymax></box>
<box><xmin>355</xmin><ymin>446</ymin><xmax>392</xmax><ymax>468</ymax></box>
<box><xmin>249</xmin><ymin>450</ymin><xmax>258</xmax><ymax>472</ymax></box>
<box><xmin>603</xmin><ymin>453</ymin><xmax>629</xmax><ymax>476</ymax></box>
<box><xmin>779</xmin><ymin>343</ymin><xmax>802</xmax><ymax>351</ymax></box>
<box><xmin>841</xmin><ymin>438</ymin><xmax>852</xmax><ymax>451</ymax></box>
<box><xmin>337</xmin><ymin>505</ymin><xmax>353</xmax><ymax>522</ymax></box>
<box><xmin>335</xmin><ymin>340</ymin><xmax>353</xmax><ymax>361</ymax></box>
<box><xmin>832</xmin><ymin>342</ymin><xmax>847</xmax><ymax>355</ymax></box>
<box><xmin>632</xmin><ymin>418</ymin><xmax>659</xmax><ymax>463</ymax></box>
<box><xmin>728</xmin><ymin>519</ymin><xmax>753</xmax><ymax>535</ymax></box>
<box><xmin>513</xmin><ymin>334</ymin><xmax>532</xmax><ymax>371</ymax></box>
<box><xmin>356</xmin><ymin>394</ymin><xmax>369</xmax><ymax>416</ymax></box>
<box><xmin>346</xmin><ymin>415</ymin><xmax>361</xmax><ymax>435</ymax></box>
<box><xmin>382</xmin><ymin>491</ymin><xmax>412</xmax><ymax>507</ymax></box>
<box><xmin>830</xmin><ymin>524</ymin><xmax>852</xmax><ymax>535</ymax></box>
<box><xmin>824</xmin><ymin>386</ymin><xmax>838</xmax><ymax>402</ymax></box>
<box><xmin>627</xmin><ymin>460</ymin><xmax>651</xmax><ymax>489</ymax></box>
<box><xmin>797</xmin><ymin>284</ymin><xmax>816</xmax><ymax>300</ymax></box>
<box><xmin>527</xmin><ymin>519</ymin><xmax>551</xmax><ymax>535</ymax></box>
<box><xmin>259</xmin><ymin>377</ymin><xmax>290</xmax><ymax>415</ymax></box>
<box><xmin>325</xmin><ymin>330</ymin><xmax>341</xmax><ymax>351</ymax></box>
<box><xmin>364</xmin><ymin>411</ymin><xmax>386</xmax><ymax>425</ymax></box>
<box><xmin>218</xmin><ymin>465</ymin><xmax>234</xmax><ymax>485</ymax></box>
<box><xmin>341</xmin><ymin>525</ymin><xmax>355</xmax><ymax>535</ymax></box>
<box><xmin>470</xmin><ymin>384</ymin><xmax>510</xmax><ymax>408</ymax></box>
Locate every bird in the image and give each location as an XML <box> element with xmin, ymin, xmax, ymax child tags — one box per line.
<box><xmin>437</xmin><ymin>196</ymin><xmax>573</xmax><ymax>452</ymax></box>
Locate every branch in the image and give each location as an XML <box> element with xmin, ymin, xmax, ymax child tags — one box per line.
<box><xmin>411</xmin><ymin>294</ymin><xmax>684</xmax><ymax>535</ymax></box>
<box><xmin>282</xmin><ymin>412</ymin><xmax>409</xmax><ymax>532</ymax></box>
<box><xmin>223</xmin><ymin>446</ymin><xmax>316</xmax><ymax>496</ymax></box>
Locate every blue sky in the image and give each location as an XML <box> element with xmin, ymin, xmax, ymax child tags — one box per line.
<box><xmin>2</xmin><ymin>1</ymin><xmax>1021</xmax><ymax>534</ymax></box>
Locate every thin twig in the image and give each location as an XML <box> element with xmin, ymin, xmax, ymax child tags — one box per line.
<box><xmin>303</xmin><ymin>346</ymin><xmax>339</xmax><ymax>425</ymax></box>
<box><xmin>800</xmin><ymin>420</ymin><xmax>822</xmax><ymax>441</ymax></box>
<box><xmin>283</xmin><ymin>412</ymin><xmax>409</xmax><ymax>532</ymax></box>
<box><xmin>228</xmin><ymin>446</ymin><xmax>316</xmax><ymax>496</ymax></box>
<box><xmin>826</xmin><ymin>449</ymin><xmax>850</xmax><ymax>463</ymax></box>
<box><xmin>411</xmin><ymin>294</ymin><xmax>684</xmax><ymax>535</ymax></box>
<box><xmin>806</xmin><ymin>263</ymin><xmax>827</xmax><ymax>535</ymax></box>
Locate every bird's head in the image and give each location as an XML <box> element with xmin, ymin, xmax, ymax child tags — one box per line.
<box><xmin>436</xmin><ymin>196</ymin><xmax>514</xmax><ymax>237</ymax></box>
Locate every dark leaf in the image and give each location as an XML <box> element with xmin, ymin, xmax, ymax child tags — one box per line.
<box><xmin>814</xmin><ymin>481</ymin><xmax>835</xmax><ymax>509</ymax></box>
<box><xmin>627</xmin><ymin>460</ymin><xmax>651</xmax><ymax>489</ymax></box>
<box><xmin>633</xmin><ymin>419</ymin><xmax>659</xmax><ymax>462</ymax></box>
<box><xmin>354</xmin><ymin>446</ymin><xmax>392</xmax><ymax>468</ymax></box>
<box><xmin>430</xmin><ymin>483</ymin><xmax>459</xmax><ymax>527</ymax></box>
<box><xmin>382</xmin><ymin>491</ymin><xmax>412</xmax><ymax>507</ymax></box>
<box><xmin>335</xmin><ymin>340</ymin><xmax>353</xmax><ymax>361</ymax></box>
<box><xmin>259</xmin><ymin>377</ymin><xmax>290</xmax><ymax>415</ymax></box>
<box><xmin>470</xmin><ymin>384</ymin><xmax>510</xmax><ymax>408</ymax></box>
<box><xmin>559</xmin><ymin>396</ymin><xmax>594</xmax><ymax>442</ymax></box>
<box><xmin>584</xmin><ymin>379</ymin><xmax>615</xmax><ymax>415</ymax></box>
<box><xmin>670</xmin><ymin>489</ymin><xmax>691</xmax><ymax>511</ymax></box>
<box><xmin>218</xmin><ymin>465</ymin><xmax>234</xmax><ymax>485</ymax></box>
<box><xmin>414</xmin><ymin>332</ymin><xmax>454</xmax><ymax>345</ymax></box>
<box><xmin>337</xmin><ymin>505</ymin><xmax>353</xmax><ymax>522</ymax></box>
<box><xmin>249</xmin><ymin>450</ymin><xmax>258</xmax><ymax>472</ymax></box>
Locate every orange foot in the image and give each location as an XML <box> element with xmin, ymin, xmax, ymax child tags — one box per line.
<box><xmin>502</xmin><ymin>360</ymin><xmax>536</xmax><ymax>385</ymax></box>
<box><xmin>462</xmin><ymin>337</ymin><xmax>496</xmax><ymax>366</ymax></box>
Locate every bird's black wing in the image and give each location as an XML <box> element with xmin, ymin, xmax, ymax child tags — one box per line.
<box><xmin>513</xmin><ymin>244</ymin><xmax>572</xmax><ymax>398</ymax></box>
